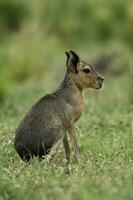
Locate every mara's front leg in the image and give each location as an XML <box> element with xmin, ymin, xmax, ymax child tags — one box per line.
<box><xmin>63</xmin><ymin>134</ymin><xmax>70</xmax><ymax>164</ymax></box>
<box><xmin>68</xmin><ymin>125</ymin><xmax>79</xmax><ymax>163</ymax></box>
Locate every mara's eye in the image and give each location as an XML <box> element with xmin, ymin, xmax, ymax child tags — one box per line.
<box><xmin>83</xmin><ymin>68</ymin><xmax>91</xmax><ymax>73</ymax></box>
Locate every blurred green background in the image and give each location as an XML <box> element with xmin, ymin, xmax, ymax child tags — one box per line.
<box><xmin>0</xmin><ymin>0</ymin><xmax>133</xmax><ymax>103</ymax></box>
<box><xmin>0</xmin><ymin>1</ymin><xmax>133</xmax><ymax>200</ymax></box>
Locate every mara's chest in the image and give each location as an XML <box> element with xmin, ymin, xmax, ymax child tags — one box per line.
<box><xmin>64</xmin><ymin>87</ymin><xmax>84</xmax><ymax>123</ymax></box>
<box><xmin>73</xmin><ymin>101</ymin><xmax>84</xmax><ymax>122</ymax></box>
<box><xmin>71</xmin><ymin>91</ymin><xmax>84</xmax><ymax>122</ymax></box>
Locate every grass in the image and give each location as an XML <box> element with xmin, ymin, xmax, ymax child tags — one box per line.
<box><xmin>0</xmin><ymin>72</ymin><xmax>133</xmax><ymax>200</ymax></box>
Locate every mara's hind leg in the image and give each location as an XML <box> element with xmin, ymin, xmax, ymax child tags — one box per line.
<box><xmin>14</xmin><ymin>144</ymin><xmax>32</xmax><ymax>162</ymax></box>
<box><xmin>68</xmin><ymin>125</ymin><xmax>79</xmax><ymax>163</ymax></box>
<box><xmin>46</xmin><ymin>138</ymin><xmax>63</xmax><ymax>163</ymax></box>
<box><xmin>63</xmin><ymin>134</ymin><xmax>70</xmax><ymax>164</ymax></box>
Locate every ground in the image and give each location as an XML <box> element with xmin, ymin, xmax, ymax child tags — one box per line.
<box><xmin>0</xmin><ymin>74</ymin><xmax>133</xmax><ymax>200</ymax></box>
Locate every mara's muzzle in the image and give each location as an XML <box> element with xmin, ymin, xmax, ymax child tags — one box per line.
<box><xmin>97</xmin><ymin>76</ymin><xmax>104</xmax><ymax>89</ymax></box>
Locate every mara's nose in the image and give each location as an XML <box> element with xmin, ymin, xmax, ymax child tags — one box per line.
<box><xmin>97</xmin><ymin>76</ymin><xmax>104</xmax><ymax>81</ymax></box>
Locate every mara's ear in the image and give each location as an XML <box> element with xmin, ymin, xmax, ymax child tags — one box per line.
<box><xmin>65</xmin><ymin>51</ymin><xmax>70</xmax><ymax>66</ymax></box>
<box><xmin>65</xmin><ymin>50</ymin><xmax>79</xmax><ymax>73</ymax></box>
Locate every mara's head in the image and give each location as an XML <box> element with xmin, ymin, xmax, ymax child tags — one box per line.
<box><xmin>65</xmin><ymin>50</ymin><xmax>104</xmax><ymax>90</ymax></box>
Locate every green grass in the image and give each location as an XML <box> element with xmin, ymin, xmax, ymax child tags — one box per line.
<box><xmin>0</xmin><ymin>0</ymin><xmax>133</xmax><ymax>199</ymax></box>
<box><xmin>0</xmin><ymin>74</ymin><xmax>133</xmax><ymax>200</ymax></box>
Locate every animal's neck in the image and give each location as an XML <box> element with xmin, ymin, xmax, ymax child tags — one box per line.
<box><xmin>62</xmin><ymin>72</ymin><xmax>83</xmax><ymax>99</ymax></box>
<box><xmin>61</xmin><ymin>72</ymin><xmax>84</xmax><ymax>121</ymax></box>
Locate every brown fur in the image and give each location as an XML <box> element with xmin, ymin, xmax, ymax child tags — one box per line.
<box><xmin>14</xmin><ymin>50</ymin><xmax>104</xmax><ymax>164</ymax></box>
